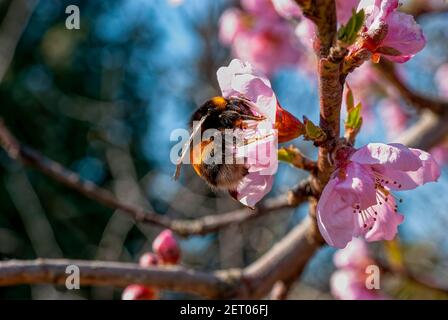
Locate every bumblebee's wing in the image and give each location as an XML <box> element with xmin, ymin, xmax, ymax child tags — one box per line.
<box><xmin>173</xmin><ymin>115</ymin><xmax>207</xmax><ymax>180</ymax></box>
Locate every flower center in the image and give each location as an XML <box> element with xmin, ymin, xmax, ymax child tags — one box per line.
<box><xmin>373</xmin><ymin>171</ymin><xmax>402</xmax><ymax>189</ymax></box>
<box><xmin>352</xmin><ymin>172</ymin><xmax>403</xmax><ymax>231</ymax></box>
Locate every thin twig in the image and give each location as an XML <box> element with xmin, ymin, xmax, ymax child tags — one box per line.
<box><xmin>375</xmin><ymin>60</ymin><xmax>447</xmax><ymax>115</ymax></box>
<box><xmin>0</xmin><ymin>120</ymin><xmax>311</xmax><ymax>236</ymax></box>
<box><xmin>0</xmin><ymin>0</ymin><xmax>38</xmax><ymax>81</ymax></box>
<box><xmin>270</xmin><ymin>280</ymin><xmax>295</xmax><ymax>300</ymax></box>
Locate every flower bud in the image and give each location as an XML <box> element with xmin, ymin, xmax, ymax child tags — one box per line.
<box><xmin>139</xmin><ymin>252</ymin><xmax>159</xmax><ymax>267</ymax></box>
<box><xmin>121</xmin><ymin>284</ymin><xmax>156</xmax><ymax>300</ymax></box>
<box><xmin>152</xmin><ymin>229</ymin><xmax>180</xmax><ymax>265</ymax></box>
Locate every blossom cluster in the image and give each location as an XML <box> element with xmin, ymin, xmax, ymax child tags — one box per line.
<box><xmin>331</xmin><ymin>238</ymin><xmax>387</xmax><ymax>299</ymax></box>
<box><xmin>122</xmin><ymin>229</ymin><xmax>180</xmax><ymax>300</ymax></box>
<box><xmin>173</xmin><ymin>1</ymin><xmax>442</xmax><ymax>249</ymax></box>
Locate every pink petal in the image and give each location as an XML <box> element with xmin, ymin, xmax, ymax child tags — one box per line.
<box><xmin>236</xmin><ymin>172</ymin><xmax>274</xmax><ymax>207</ymax></box>
<box><xmin>231</xmin><ymin>73</ymin><xmax>277</xmax><ymax>122</ymax></box>
<box><xmin>218</xmin><ymin>8</ymin><xmax>245</xmax><ymax>45</ymax></box>
<box><xmin>331</xmin><ymin>270</ymin><xmax>386</xmax><ymax>300</ymax></box>
<box><xmin>217</xmin><ymin>59</ymin><xmax>254</xmax><ymax>98</ymax></box>
<box><xmin>371</xmin><ymin>148</ymin><xmax>440</xmax><ymax>190</ymax></box>
<box><xmin>317</xmin><ymin>178</ymin><xmax>355</xmax><ymax>248</ymax></box>
<box><xmin>377</xmin><ymin>0</ymin><xmax>399</xmax><ymax>21</ymax></box>
<box><xmin>382</xmin><ymin>12</ymin><xmax>426</xmax><ymax>61</ymax></box>
<box><xmin>350</xmin><ymin>143</ymin><xmax>421</xmax><ymax>172</ymax></box>
<box><xmin>333</xmin><ymin>238</ymin><xmax>370</xmax><ymax>269</ymax></box>
<box><xmin>236</xmin><ymin>129</ymin><xmax>278</xmax><ymax>175</ymax></box>
<box><xmin>231</xmin><ymin>19</ymin><xmax>303</xmax><ymax>76</ymax></box>
<box><xmin>271</xmin><ymin>0</ymin><xmax>302</xmax><ymax>19</ymax></box>
<box><xmin>216</xmin><ymin>59</ymin><xmax>277</xmax><ymax>122</ymax></box>
<box><xmin>241</xmin><ymin>0</ymin><xmax>278</xmax><ymax>20</ymax></box>
<box><xmin>363</xmin><ymin>196</ymin><xmax>404</xmax><ymax>242</ymax></box>
<box><xmin>334</xmin><ymin>162</ymin><xmax>377</xmax><ymax>209</ymax></box>
<box><xmin>337</xmin><ymin>0</ymin><xmax>361</xmax><ymax>25</ymax></box>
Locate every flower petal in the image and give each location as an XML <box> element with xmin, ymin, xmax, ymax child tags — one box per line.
<box><xmin>372</xmin><ymin>148</ymin><xmax>440</xmax><ymax>190</ymax></box>
<box><xmin>333</xmin><ymin>238</ymin><xmax>371</xmax><ymax>269</ymax></box>
<box><xmin>216</xmin><ymin>59</ymin><xmax>277</xmax><ymax>122</ymax></box>
<box><xmin>317</xmin><ymin>178</ymin><xmax>355</xmax><ymax>248</ymax></box>
<box><xmin>382</xmin><ymin>12</ymin><xmax>426</xmax><ymax>61</ymax></box>
<box><xmin>237</xmin><ymin>128</ymin><xmax>278</xmax><ymax>175</ymax></box>
<box><xmin>336</xmin><ymin>0</ymin><xmax>361</xmax><ymax>25</ymax></box>
<box><xmin>217</xmin><ymin>59</ymin><xmax>253</xmax><ymax>98</ymax></box>
<box><xmin>350</xmin><ymin>143</ymin><xmax>421</xmax><ymax>171</ymax></box>
<box><xmin>331</xmin><ymin>269</ymin><xmax>386</xmax><ymax>300</ymax></box>
<box><xmin>236</xmin><ymin>172</ymin><xmax>274</xmax><ymax>207</ymax></box>
<box><xmin>271</xmin><ymin>0</ymin><xmax>302</xmax><ymax>19</ymax></box>
<box><xmin>231</xmin><ymin>73</ymin><xmax>277</xmax><ymax>122</ymax></box>
<box><xmin>364</xmin><ymin>196</ymin><xmax>404</xmax><ymax>242</ymax></box>
<box><xmin>335</xmin><ymin>162</ymin><xmax>377</xmax><ymax>209</ymax></box>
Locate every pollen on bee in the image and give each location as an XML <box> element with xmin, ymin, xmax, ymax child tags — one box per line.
<box><xmin>211</xmin><ymin>96</ymin><xmax>228</xmax><ymax>110</ymax></box>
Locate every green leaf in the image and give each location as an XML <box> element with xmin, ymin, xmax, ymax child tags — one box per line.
<box><xmin>304</xmin><ymin>118</ymin><xmax>326</xmax><ymax>142</ymax></box>
<box><xmin>338</xmin><ymin>9</ymin><xmax>365</xmax><ymax>45</ymax></box>
<box><xmin>345</xmin><ymin>83</ymin><xmax>354</xmax><ymax>112</ymax></box>
<box><xmin>345</xmin><ymin>102</ymin><xmax>363</xmax><ymax>130</ymax></box>
<box><xmin>278</xmin><ymin>148</ymin><xmax>296</xmax><ymax>163</ymax></box>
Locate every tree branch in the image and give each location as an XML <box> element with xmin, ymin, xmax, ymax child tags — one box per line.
<box><xmin>0</xmin><ymin>216</ymin><xmax>321</xmax><ymax>299</ymax></box>
<box><xmin>279</xmin><ymin>145</ymin><xmax>317</xmax><ymax>173</ymax></box>
<box><xmin>0</xmin><ymin>259</ymin><xmax>230</xmax><ymax>299</ymax></box>
<box><xmin>0</xmin><ymin>120</ymin><xmax>312</xmax><ymax>237</ymax></box>
<box><xmin>0</xmin><ymin>0</ymin><xmax>38</xmax><ymax>82</ymax></box>
<box><xmin>375</xmin><ymin>60</ymin><xmax>447</xmax><ymax>115</ymax></box>
<box><xmin>295</xmin><ymin>0</ymin><xmax>337</xmax><ymax>56</ymax></box>
<box><xmin>270</xmin><ymin>280</ymin><xmax>294</xmax><ymax>300</ymax></box>
<box><xmin>395</xmin><ymin>110</ymin><xmax>448</xmax><ymax>151</ymax></box>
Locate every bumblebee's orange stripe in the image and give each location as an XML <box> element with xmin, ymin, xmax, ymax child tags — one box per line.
<box><xmin>190</xmin><ymin>140</ymin><xmax>212</xmax><ymax>177</ymax></box>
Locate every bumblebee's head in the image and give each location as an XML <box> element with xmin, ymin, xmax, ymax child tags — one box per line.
<box><xmin>190</xmin><ymin>96</ymin><xmax>228</xmax><ymax>122</ymax></box>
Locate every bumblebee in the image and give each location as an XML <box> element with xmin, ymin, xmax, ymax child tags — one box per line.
<box><xmin>174</xmin><ymin>96</ymin><xmax>265</xmax><ymax>193</ymax></box>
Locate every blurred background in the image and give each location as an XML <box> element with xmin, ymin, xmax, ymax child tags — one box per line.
<box><xmin>0</xmin><ymin>0</ymin><xmax>448</xmax><ymax>299</ymax></box>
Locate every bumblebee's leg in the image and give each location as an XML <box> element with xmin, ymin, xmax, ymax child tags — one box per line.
<box><xmin>219</xmin><ymin>110</ymin><xmax>241</xmax><ymax>128</ymax></box>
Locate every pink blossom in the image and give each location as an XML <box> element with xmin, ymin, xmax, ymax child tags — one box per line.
<box><xmin>357</xmin><ymin>0</ymin><xmax>426</xmax><ymax>63</ymax></box>
<box><xmin>333</xmin><ymin>238</ymin><xmax>373</xmax><ymax>270</ymax></box>
<box><xmin>219</xmin><ymin>8</ymin><xmax>246</xmax><ymax>45</ymax></box>
<box><xmin>331</xmin><ymin>269</ymin><xmax>386</xmax><ymax>300</ymax></box>
<box><xmin>317</xmin><ymin>143</ymin><xmax>440</xmax><ymax>248</ymax></box>
<box><xmin>152</xmin><ymin>229</ymin><xmax>181</xmax><ymax>264</ymax></box>
<box><xmin>337</xmin><ymin>0</ymin><xmax>361</xmax><ymax>25</ymax></box>
<box><xmin>271</xmin><ymin>0</ymin><xmax>302</xmax><ymax>19</ymax></box>
<box><xmin>233</xmin><ymin>20</ymin><xmax>303</xmax><ymax>75</ymax></box>
<box><xmin>430</xmin><ymin>144</ymin><xmax>448</xmax><ymax>166</ymax></box>
<box><xmin>122</xmin><ymin>284</ymin><xmax>157</xmax><ymax>300</ymax></box>
<box><xmin>139</xmin><ymin>252</ymin><xmax>159</xmax><ymax>267</ymax></box>
<box><xmin>219</xmin><ymin>4</ymin><xmax>303</xmax><ymax>75</ymax></box>
<box><xmin>331</xmin><ymin>238</ymin><xmax>388</xmax><ymax>300</ymax></box>
<box><xmin>217</xmin><ymin>59</ymin><xmax>278</xmax><ymax>207</ymax></box>
<box><xmin>219</xmin><ymin>12</ymin><xmax>303</xmax><ymax>75</ymax></box>
<box><xmin>241</xmin><ymin>0</ymin><xmax>279</xmax><ymax>20</ymax></box>
<box><xmin>216</xmin><ymin>59</ymin><xmax>302</xmax><ymax>206</ymax></box>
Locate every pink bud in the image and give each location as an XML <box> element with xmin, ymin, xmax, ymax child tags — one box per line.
<box><xmin>139</xmin><ymin>252</ymin><xmax>159</xmax><ymax>267</ymax></box>
<box><xmin>152</xmin><ymin>229</ymin><xmax>181</xmax><ymax>265</ymax></box>
<box><xmin>121</xmin><ymin>284</ymin><xmax>156</xmax><ymax>300</ymax></box>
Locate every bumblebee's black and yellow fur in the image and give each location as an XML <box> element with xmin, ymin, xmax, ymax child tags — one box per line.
<box><xmin>175</xmin><ymin>96</ymin><xmax>263</xmax><ymax>194</ymax></box>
